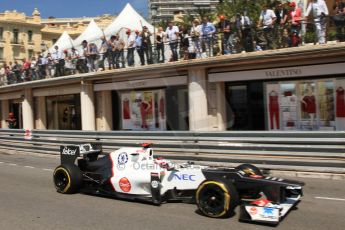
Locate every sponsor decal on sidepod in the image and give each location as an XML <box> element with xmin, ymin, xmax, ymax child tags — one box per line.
<box><xmin>119</xmin><ymin>177</ymin><xmax>131</xmax><ymax>192</ymax></box>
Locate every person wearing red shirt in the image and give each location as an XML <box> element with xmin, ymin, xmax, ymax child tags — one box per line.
<box><xmin>288</xmin><ymin>2</ymin><xmax>302</xmax><ymax>46</ymax></box>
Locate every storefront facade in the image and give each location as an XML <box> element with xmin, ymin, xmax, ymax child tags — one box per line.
<box><xmin>210</xmin><ymin>62</ymin><xmax>345</xmax><ymax>131</ymax></box>
<box><xmin>0</xmin><ymin>44</ymin><xmax>344</xmax><ymax>132</ymax></box>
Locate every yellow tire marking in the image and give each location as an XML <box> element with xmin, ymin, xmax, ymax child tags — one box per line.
<box><xmin>196</xmin><ymin>181</ymin><xmax>231</xmax><ymax>218</ymax></box>
<box><xmin>54</xmin><ymin>167</ymin><xmax>71</xmax><ymax>193</ymax></box>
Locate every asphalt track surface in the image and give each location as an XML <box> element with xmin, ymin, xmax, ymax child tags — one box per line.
<box><xmin>0</xmin><ymin>151</ymin><xmax>345</xmax><ymax>230</ymax></box>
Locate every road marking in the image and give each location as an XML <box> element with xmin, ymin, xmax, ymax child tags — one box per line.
<box><xmin>43</xmin><ymin>168</ymin><xmax>53</xmax><ymax>172</ymax></box>
<box><xmin>24</xmin><ymin>166</ymin><xmax>35</xmax><ymax>169</ymax></box>
<box><xmin>315</xmin><ymin>197</ymin><xmax>345</xmax><ymax>202</ymax></box>
<box><xmin>0</xmin><ymin>161</ymin><xmax>3</xmax><ymax>164</ymax></box>
<box><xmin>8</xmin><ymin>163</ymin><xmax>17</xmax><ymax>166</ymax></box>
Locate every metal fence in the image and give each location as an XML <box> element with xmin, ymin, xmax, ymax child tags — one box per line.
<box><xmin>0</xmin><ymin>129</ymin><xmax>344</xmax><ymax>172</ymax></box>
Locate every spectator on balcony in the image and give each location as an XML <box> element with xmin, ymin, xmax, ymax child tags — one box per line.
<box><xmin>51</xmin><ymin>45</ymin><xmax>65</xmax><ymax>77</ymax></box>
<box><xmin>99</xmin><ymin>36</ymin><xmax>111</xmax><ymax>70</ymax></box>
<box><xmin>274</xmin><ymin>1</ymin><xmax>289</xmax><ymax>48</ymax></box>
<box><xmin>333</xmin><ymin>0</ymin><xmax>345</xmax><ymax>42</ymax></box>
<box><xmin>22</xmin><ymin>58</ymin><xmax>31</xmax><ymax>81</ymax></box>
<box><xmin>165</xmin><ymin>21</ymin><xmax>179</xmax><ymax>62</ymax></box>
<box><xmin>126</xmin><ymin>30</ymin><xmax>136</xmax><ymax>67</ymax></box>
<box><xmin>79</xmin><ymin>40</ymin><xmax>89</xmax><ymax>73</ymax></box>
<box><xmin>179</xmin><ymin>25</ymin><xmax>190</xmax><ymax>60</ymax></box>
<box><xmin>135</xmin><ymin>30</ymin><xmax>145</xmax><ymax>66</ymax></box>
<box><xmin>288</xmin><ymin>2</ymin><xmax>303</xmax><ymax>47</ymax></box>
<box><xmin>88</xmin><ymin>43</ymin><xmax>99</xmax><ymax>72</ymax></box>
<box><xmin>70</xmin><ymin>48</ymin><xmax>79</xmax><ymax>74</ymax></box>
<box><xmin>257</xmin><ymin>4</ymin><xmax>277</xmax><ymax>50</ymax></box>
<box><xmin>30</xmin><ymin>56</ymin><xmax>38</xmax><ymax>80</ymax></box>
<box><xmin>12</xmin><ymin>61</ymin><xmax>22</xmax><ymax>83</ymax></box>
<box><xmin>155</xmin><ymin>27</ymin><xmax>166</xmax><ymax>63</ymax></box>
<box><xmin>218</xmin><ymin>15</ymin><xmax>233</xmax><ymax>55</ymax></box>
<box><xmin>142</xmin><ymin>26</ymin><xmax>153</xmax><ymax>65</ymax></box>
<box><xmin>236</xmin><ymin>12</ymin><xmax>253</xmax><ymax>52</ymax></box>
<box><xmin>305</xmin><ymin>0</ymin><xmax>329</xmax><ymax>44</ymax></box>
<box><xmin>37</xmin><ymin>53</ymin><xmax>47</xmax><ymax>79</ymax></box>
<box><xmin>46</xmin><ymin>53</ymin><xmax>54</xmax><ymax>78</ymax></box>
<box><xmin>113</xmin><ymin>34</ymin><xmax>126</xmax><ymax>69</ymax></box>
<box><xmin>200</xmin><ymin>16</ymin><xmax>216</xmax><ymax>57</ymax></box>
<box><xmin>191</xmin><ymin>19</ymin><xmax>202</xmax><ymax>59</ymax></box>
<box><xmin>0</xmin><ymin>63</ymin><xmax>6</xmax><ymax>86</ymax></box>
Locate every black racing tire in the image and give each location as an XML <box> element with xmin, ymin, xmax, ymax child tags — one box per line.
<box><xmin>236</xmin><ymin>164</ymin><xmax>263</xmax><ymax>176</ymax></box>
<box><xmin>196</xmin><ymin>180</ymin><xmax>239</xmax><ymax>218</ymax></box>
<box><xmin>53</xmin><ymin>164</ymin><xmax>82</xmax><ymax>194</ymax></box>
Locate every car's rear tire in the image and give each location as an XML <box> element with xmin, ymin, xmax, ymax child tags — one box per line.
<box><xmin>236</xmin><ymin>164</ymin><xmax>263</xmax><ymax>176</ymax></box>
<box><xmin>196</xmin><ymin>180</ymin><xmax>239</xmax><ymax>218</ymax></box>
<box><xmin>53</xmin><ymin>164</ymin><xmax>82</xmax><ymax>194</ymax></box>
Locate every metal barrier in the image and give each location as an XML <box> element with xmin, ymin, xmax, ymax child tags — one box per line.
<box><xmin>0</xmin><ymin>129</ymin><xmax>344</xmax><ymax>173</ymax></box>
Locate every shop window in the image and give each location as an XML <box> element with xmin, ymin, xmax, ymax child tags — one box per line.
<box><xmin>265</xmin><ymin>79</ymin><xmax>344</xmax><ymax>131</ymax></box>
<box><xmin>114</xmin><ymin>86</ymin><xmax>188</xmax><ymax>131</ymax></box>
<box><xmin>46</xmin><ymin>94</ymin><xmax>81</xmax><ymax>130</ymax></box>
<box><xmin>226</xmin><ymin>82</ymin><xmax>264</xmax><ymax>131</ymax></box>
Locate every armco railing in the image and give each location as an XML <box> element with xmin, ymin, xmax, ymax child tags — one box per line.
<box><xmin>0</xmin><ymin>129</ymin><xmax>344</xmax><ymax>173</ymax></box>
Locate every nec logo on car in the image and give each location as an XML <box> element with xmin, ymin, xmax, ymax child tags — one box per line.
<box><xmin>173</xmin><ymin>173</ymin><xmax>196</xmax><ymax>181</ymax></box>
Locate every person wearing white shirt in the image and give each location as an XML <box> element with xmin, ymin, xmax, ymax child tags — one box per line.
<box><xmin>258</xmin><ymin>4</ymin><xmax>277</xmax><ymax>50</ymax></box>
<box><xmin>305</xmin><ymin>0</ymin><xmax>329</xmax><ymax>44</ymax></box>
<box><xmin>51</xmin><ymin>46</ymin><xmax>65</xmax><ymax>77</ymax></box>
<box><xmin>165</xmin><ymin>21</ymin><xmax>179</xmax><ymax>61</ymax></box>
<box><xmin>126</xmin><ymin>30</ymin><xmax>136</xmax><ymax>67</ymax></box>
<box><xmin>191</xmin><ymin>19</ymin><xmax>202</xmax><ymax>58</ymax></box>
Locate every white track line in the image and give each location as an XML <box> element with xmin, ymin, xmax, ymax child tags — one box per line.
<box><xmin>315</xmin><ymin>197</ymin><xmax>345</xmax><ymax>202</ymax></box>
<box><xmin>8</xmin><ymin>163</ymin><xmax>17</xmax><ymax>166</ymax></box>
<box><xmin>24</xmin><ymin>166</ymin><xmax>35</xmax><ymax>169</ymax></box>
<box><xmin>43</xmin><ymin>168</ymin><xmax>53</xmax><ymax>172</ymax></box>
<box><xmin>0</xmin><ymin>161</ymin><xmax>3</xmax><ymax>164</ymax></box>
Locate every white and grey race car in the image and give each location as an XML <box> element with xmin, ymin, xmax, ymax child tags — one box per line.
<box><xmin>53</xmin><ymin>143</ymin><xmax>304</xmax><ymax>225</ymax></box>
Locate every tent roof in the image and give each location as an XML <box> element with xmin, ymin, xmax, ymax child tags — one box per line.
<box><xmin>73</xmin><ymin>19</ymin><xmax>104</xmax><ymax>47</ymax></box>
<box><xmin>104</xmin><ymin>3</ymin><xmax>154</xmax><ymax>36</ymax></box>
<box><xmin>48</xmin><ymin>31</ymin><xmax>73</xmax><ymax>53</ymax></box>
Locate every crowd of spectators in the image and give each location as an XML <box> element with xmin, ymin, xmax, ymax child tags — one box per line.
<box><xmin>0</xmin><ymin>0</ymin><xmax>344</xmax><ymax>86</ymax></box>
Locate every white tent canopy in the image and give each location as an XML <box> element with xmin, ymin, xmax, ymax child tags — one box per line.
<box><xmin>73</xmin><ymin>19</ymin><xmax>104</xmax><ymax>48</ymax></box>
<box><xmin>104</xmin><ymin>3</ymin><xmax>154</xmax><ymax>37</ymax></box>
<box><xmin>48</xmin><ymin>31</ymin><xmax>74</xmax><ymax>53</ymax></box>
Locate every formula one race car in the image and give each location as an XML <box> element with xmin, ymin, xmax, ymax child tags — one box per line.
<box><xmin>53</xmin><ymin>143</ymin><xmax>304</xmax><ymax>225</ymax></box>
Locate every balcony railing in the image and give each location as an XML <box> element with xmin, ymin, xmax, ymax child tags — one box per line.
<box><xmin>11</xmin><ymin>39</ymin><xmax>24</xmax><ymax>46</ymax></box>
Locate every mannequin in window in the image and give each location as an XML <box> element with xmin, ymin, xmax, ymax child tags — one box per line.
<box><xmin>269</xmin><ymin>90</ymin><xmax>280</xmax><ymax>129</ymax></box>
<box><xmin>301</xmin><ymin>85</ymin><xmax>316</xmax><ymax>129</ymax></box>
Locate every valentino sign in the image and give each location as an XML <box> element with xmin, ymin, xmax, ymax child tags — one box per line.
<box><xmin>209</xmin><ymin>63</ymin><xmax>345</xmax><ymax>83</ymax></box>
<box><xmin>265</xmin><ymin>69</ymin><xmax>302</xmax><ymax>78</ymax></box>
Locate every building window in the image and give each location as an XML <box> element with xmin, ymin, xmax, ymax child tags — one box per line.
<box><xmin>0</xmin><ymin>27</ymin><xmax>3</xmax><ymax>40</ymax></box>
<box><xmin>52</xmin><ymin>38</ymin><xmax>57</xmax><ymax>44</ymax></box>
<box><xmin>0</xmin><ymin>47</ymin><xmax>3</xmax><ymax>59</ymax></box>
<box><xmin>13</xmin><ymin>29</ymin><xmax>19</xmax><ymax>44</ymax></box>
<box><xmin>28</xmin><ymin>49</ymin><xmax>34</xmax><ymax>59</ymax></box>
<box><xmin>28</xmin><ymin>30</ymin><xmax>33</xmax><ymax>42</ymax></box>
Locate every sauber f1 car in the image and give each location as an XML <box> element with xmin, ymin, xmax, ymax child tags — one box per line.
<box><xmin>53</xmin><ymin>143</ymin><xmax>304</xmax><ymax>225</ymax></box>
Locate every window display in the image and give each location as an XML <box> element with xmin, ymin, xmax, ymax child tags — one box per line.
<box><xmin>121</xmin><ymin>89</ymin><xmax>166</xmax><ymax>131</ymax></box>
<box><xmin>265</xmin><ymin>78</ymin><xmax>343</xmax><ymax>131</ymax></box>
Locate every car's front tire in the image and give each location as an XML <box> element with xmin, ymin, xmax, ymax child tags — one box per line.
<box><xmin>53</xmin><ymin>164</ymin><xmax>82</xmax><ymax>194</ymax></box>
<box><xmin>196</xmin><ymin>180</ymin><xmax>239</xmax><ymax>218</ymax></box>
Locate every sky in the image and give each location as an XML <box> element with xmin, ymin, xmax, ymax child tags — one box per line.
<box><xmin>0</xmin><ymin>0</ymin><xmax>148</xmax><ymax>18</ymax></box>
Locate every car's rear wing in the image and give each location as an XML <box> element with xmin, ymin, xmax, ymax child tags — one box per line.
<box><xmin>59</xmin><ymin>143</ymin><xmax>102</xmax><ymax>165</ymax></box>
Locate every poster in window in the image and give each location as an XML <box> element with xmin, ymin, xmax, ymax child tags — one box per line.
<box><xmin>317</xmin><ymin>81</ymin><xmax>335</xmax><ymax>131</ymax></box>
<box><xmin>121</xmin><ymin>90</ymin><xmax>166</xmax><ymax>131</ymax></box>
<box><xmin>335</xmin><ymin>79</ymin><xmax>345</xmax><ymax>130</ymax></box>
<box><xmin>280</xmin><ymin>83</ymin><xmax>298</xmax><ymax>130</ymax></box>
<box><xmin>299</xmin><ymin>82</ymin><xmax>317</xmax><ymax>130</ymax></box>
<box><xmin>266</xmin><ymin>84</ymin><xmax>280</xmax><ymax>130</ymax></box>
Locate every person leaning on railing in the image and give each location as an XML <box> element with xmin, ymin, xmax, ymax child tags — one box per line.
<box><xmin>165</xmin><ymin>21</ymin><xmax>180</xmax><ymax>62</ymax></box>
<box><xmin>200</xmin><ymin>16</ymin><xmax>216</xmax><ymax>58</ymax></box>
<box><xmin>305</xmin><ymin>0</ymin><xmax>329</xmax><ymax>45</ymax></box>
<box><xmin>257</xmin><ymin>4</ymin><xmax>277</xmax><ymax>50</ymax></box>
<box><xmin>288</xmin><ymin>2</ymin><xmax>303</xmax><ymax>47</ymax></box>
<box><xmin>332</xmin><ymin>0</ymin><xmax>345</xmax><ymax>42</ymax></box>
